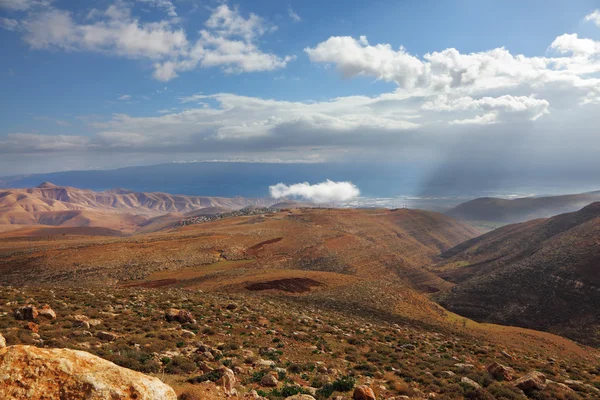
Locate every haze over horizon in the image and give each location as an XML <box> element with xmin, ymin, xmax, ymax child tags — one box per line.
<box><xmin>2</xmin><ymin>0</ymin><xmax>600</xmax><ymax>196</ymax></box>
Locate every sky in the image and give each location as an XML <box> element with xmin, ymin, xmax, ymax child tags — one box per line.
<box><xmin>2</xmin><ymin>0</ymin><xmax>600</xmax><ymax>187</ymax></box>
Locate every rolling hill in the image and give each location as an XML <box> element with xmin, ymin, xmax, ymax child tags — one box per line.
<box><xmin>431</xmin><ymin>203</ymin><xmax>600</xmax><ymax>346</ymax></box>
<box><xmin>446</xmin><ymin>191</ymin><xmax>600</xmax><ymax>228</ymax></box>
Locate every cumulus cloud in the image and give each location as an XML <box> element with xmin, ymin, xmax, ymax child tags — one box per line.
<box><xmin>585</xmin><ymin>10</ymin><xmax>600</xmax><ymax>26</ymax></box>
<box><xmin>270</xmin><ymin>180</ymin><xmax>360</xmax><ymax>203</ymax></box>
<box><xmin>2</xmin><ymin>2</ymin><xmax>292</xmax><ymax>81</ymax></box>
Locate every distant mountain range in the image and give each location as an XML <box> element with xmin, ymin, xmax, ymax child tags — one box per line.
<box><xmin>0</xmin><ymin>182</ymin><xmax>285</xmax><ymax>235</ymax></box>
<box><xmin>446</xmin><ymin>191</ymin><xmax>600</xmax><ymax>228</ymax></box>
<box><xmin>432</xmin><ymin>203</ymin><xmax>600</xmax><ymax>347</ymax></box>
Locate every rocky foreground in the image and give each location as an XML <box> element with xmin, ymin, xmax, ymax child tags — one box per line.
<box><xmin>0</xmin><ymin>286</ymin><xmax>599</xmax><ymax>399</ymax></box>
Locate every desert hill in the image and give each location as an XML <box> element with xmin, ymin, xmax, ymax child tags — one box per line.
<box><xmin>0</xmin><ymin>183</ymin><xmax>277</xmax><ymax>234</ymax></box>
<box><xmin>431</xmin><ymin>203</ymin><xmax>600</xmax><ymax>347</ymax></box>
<box><xmin>446</xmin><ymin>190</ymin><xmax>600</xmax><ymax>228</ymax></box>
<box><xmin>2</xmin><ymin>206</ymin><xmax>600</xmax><ymax>398</ymax></box>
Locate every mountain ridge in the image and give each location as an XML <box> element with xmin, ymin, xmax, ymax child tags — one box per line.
<box><xmin>432</xmin><ymin>203</ymin><xmax>600</xmax><ymax>346</ymax></box>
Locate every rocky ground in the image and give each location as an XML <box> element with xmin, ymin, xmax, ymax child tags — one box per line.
<box><xmin>0</xmin><ymin>286</ymin><xmax>599</xmax><ymax>399</ymax></box>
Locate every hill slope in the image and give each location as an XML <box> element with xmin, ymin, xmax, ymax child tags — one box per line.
<box><xmin>446</xmin><ymin>191</ymin><xmax>600</xmax><ymax>227</ymax></box>
<box><xmin>431</xmin><ymin>203</ymin><xmax>600</xmax><ymax>346</ymax></box>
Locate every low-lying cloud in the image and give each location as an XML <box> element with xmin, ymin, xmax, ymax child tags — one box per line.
<box><xmin>269</xmin><ymin>180</ymin><xmax>360</xmax><ymax>203</ymax></box>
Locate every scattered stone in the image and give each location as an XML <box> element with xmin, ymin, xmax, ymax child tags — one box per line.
<box><xmin>401</xmin><ymin>344</ymin><xmax>416</xmax><ymax>350</ymax></box>
<box><xmin>38</xmin><ymin>305</ymin><xmax>56</xmax><ymax>320</ymax></box>
<box><xmin>181</xmin><ymin>329</ymin><xmax>196</xmax><ymax>338</ymax></box>
<box><xmin>226</xmin><ymin>303</ymin><xmax>238</xmax><ymax>310</ymax></box>
<box><xmin>487</xmin><ymin>362</ymin><xmax>514</xmax><ymax>381</ymax></box>
<box><xmin>216</xmin><ymin>366</ymin><xmax>236</xmax><ymax>396</ymax></box>
<box><xmin>260</xmin><ymin>373</ymin><xmax>279</xmax><ymax>387</ymax></box>
<box><xmin>26</xmin><ymin>322</ymin><xmax>39</xmax><ymax>333</ymax></box>
<box><xmin>353</xmin><ymin>385</ymin><xmax>376</xmax><ymax>400</ymax></box>
<box><xmin>454</xmin><ymin>363</ymin><xmax>475</xmax><ymax>369</ymax></box>
<box><xmin>14</xmin><ymin>305</ymin><xmax>38</xmax><ymax>320</ymax></box>
<box><xmin>285</xmin><ymin>395</ymin><xmax>316</xmax><ymax>400</ymax></box>
<box><xmin>0</xmin><ymin>345</ymin><xmax>177</xmax><ymax>399</ymax></box>
<box><xmin>515</xmin><ymin>371</ymin><xmax>547</xmax><ymax>391</ymax></box>
<box><xmin>74</xmin><ymin>320</ymin><xmax>91</xmax><ymax>329</ymax></box>
<box><xmin>258</xmin><ymin>359</ymin><xmax>275</xmax><ymax>367</ymax></box>
<box><xmin>442</xmin><ymin>371</ymin><xmax>455</xmax><ymax>377</ymax></box>
<box><xmin>96</xmin><ymin>331</ymin><xmax>117</xmax><ymax>341</ymax></box>
<box><xmin>165</xmin><ymin>308</ymin><xmax>196</xmax><ymax>324</ymax></box>
<box><xmin>460</xmin><ymin>377</ymin><xmax>481</xmax><ymax>389</ymax></box>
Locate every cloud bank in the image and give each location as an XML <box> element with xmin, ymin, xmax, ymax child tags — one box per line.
<box><xmin>269</xmin><ymin>180</ymin><xmax>360</xmax><ymax>203</ymax></box>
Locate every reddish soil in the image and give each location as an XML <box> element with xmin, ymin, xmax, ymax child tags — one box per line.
<box><xmin>246</xmin><ymin>277</ymin><xmax>323</xmax><ymax>293</ymax></box>
<box><xmin>245</xmin><ymin>237</ymin><xmax>283</xmax><ymax>254</ymax></box>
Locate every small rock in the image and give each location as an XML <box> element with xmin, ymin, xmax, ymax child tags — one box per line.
<box><xmin>26</xmin><ymin>322</ymin><xmax>39</xmax><ymax>333</ymax></box>
<box><xmin>260</xmin><ymin>373</ymin><xmax>278</xmax><ymax>387</ymax></box>
<box><xmin>38</xmin><ymin>305</ymin><xmax>56</xmax><ymax>320</ymax></box>
<box><xmin>285</xmin><ymin>395</ymin><xmax>316</xmax><ymax>400</ymax></box>
<box><xmin>353</xmin><ymin>385</ymin><xmax>376</xmax><ymax>400</ymax></box>
<box><xmin>181</xmin><ymin>329</ymin><xmax>196</xmax><ymax>338</ymax></box>
<box><xmin>460</xmin><ymin>377</ymin><xmax>481</xmax><ymax>389</ymax></box>
<box><xmin>514</xmin><ymin>371</ymin><xmax>546</xmax><ymax>391</ymax></box>
<box><xmin>487</xmin><ymin>362</ymin><xmax>514</xmax><ymax>381</ymax></box>
<box><xmin>454</xmin><ymin>363</ymin><xmax>475</xmax><ymax>369</ymax></box>
<box><xmin>257</xmin><ymin>359</ymin><xmax>275</xmax><ymax>367</ymax></box>
<box><xmin>14</xmin><ymin>305</ymin><xmax>38</xmax><ymax>321</ymax></box>
<box><xmin>226</xmin><ymin>303</ymin><xmax>238</xmax><ymax>310</ymax></box>
<box><xmin>96</xmin><ymin>331</ymin><xmax>117</xmax><ymax>341</ymax></box>
<box><xmin>216</xmin><ymin>366</ymin><xmax>236</xmax><ymax>396</ymax></box>
<box><xmin>165</xmin><ymin>309</ymin><xmax>196</xmax><ymax>324</ymax></box>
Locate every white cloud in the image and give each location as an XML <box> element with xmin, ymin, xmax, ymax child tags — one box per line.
<box><xmin>0</xmin><ymin>0</ymin><xmax>51</xmax><ymax>11</ymax></box>
<box><xmin>585</xmin><ymin>9</ymin><xmax>600</xmax><ymax>26</ymax></box>
<box><xmin>270</xmin><ymin>180</ymin><xmax>360</xmax><ymax>203</ymax></box>
<box><xmin>0</xmin><ymin>17</ymin><xmax>20</xmax><ymax>31</ymax></box>
<box><xmin>118</xmin><ymin>94</ymin><xmax>132</xmax><ymax>100</ymax></box>
<box><xmin>449</xmin><ymin>112</ymin><xmax>498</xmax><ymax>125</ymax></box>
<box><xmin>4</xmin><ymin>2</ymin><xmax>292</xmax><ymax>81</ymax></box>
<box><xmin>152</xmin><ymin>5</ymin><xmax>293</xmax><ymax>80</ymax></box>
<box><xmin>288</xmin><ymin>6</ymin><xmax>301</xmax><ymax>22</ymax></box>
<box><xmin>137</xmin><ymin>0</ymin><xmax>177</xmax><ymax>17</ymax></box>
<box><xmin>305</xmin><ymin>36</ymin><xmax>426</xmax><ymax>89</ymax></box>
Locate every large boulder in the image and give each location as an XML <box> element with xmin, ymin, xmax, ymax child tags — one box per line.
<box><xmin>0</xmin><ymin>345</ymin><xmax>177</xmax><ymax>399</ymax></box>
<box><xmin>353</xmin><ymin>385</ymin><xmax>376</xmax><ymax>400</ymax></box>
<box><xmin>514</xmin><ymin>371</ymin><xmax>547</xmax><ymax>391</ymax></box>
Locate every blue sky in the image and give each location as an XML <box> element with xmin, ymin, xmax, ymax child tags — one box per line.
<box><xmin>1</xmin><ymin>0</ymin><xmax>600</xmax><ymax>176</ymax></box>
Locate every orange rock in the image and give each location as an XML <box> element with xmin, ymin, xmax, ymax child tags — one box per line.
<box><xmin>38</xmin><ymin>305</ymin><xmax>57</xmax><ymax>320</ymax></box>
<box><xmin>0</xmin><ymin>345</ymin><xmax>177</xmax><ymax>399</ymax></box>
<box><xmin>353</xmin><ymin>385</ymin><xmax>376</xmax><ymax>400</ymax></box>
<box><xmin>26</xmin><ymin>322</ymin><xmax>39</xmax><ymax>333</ymax></box>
